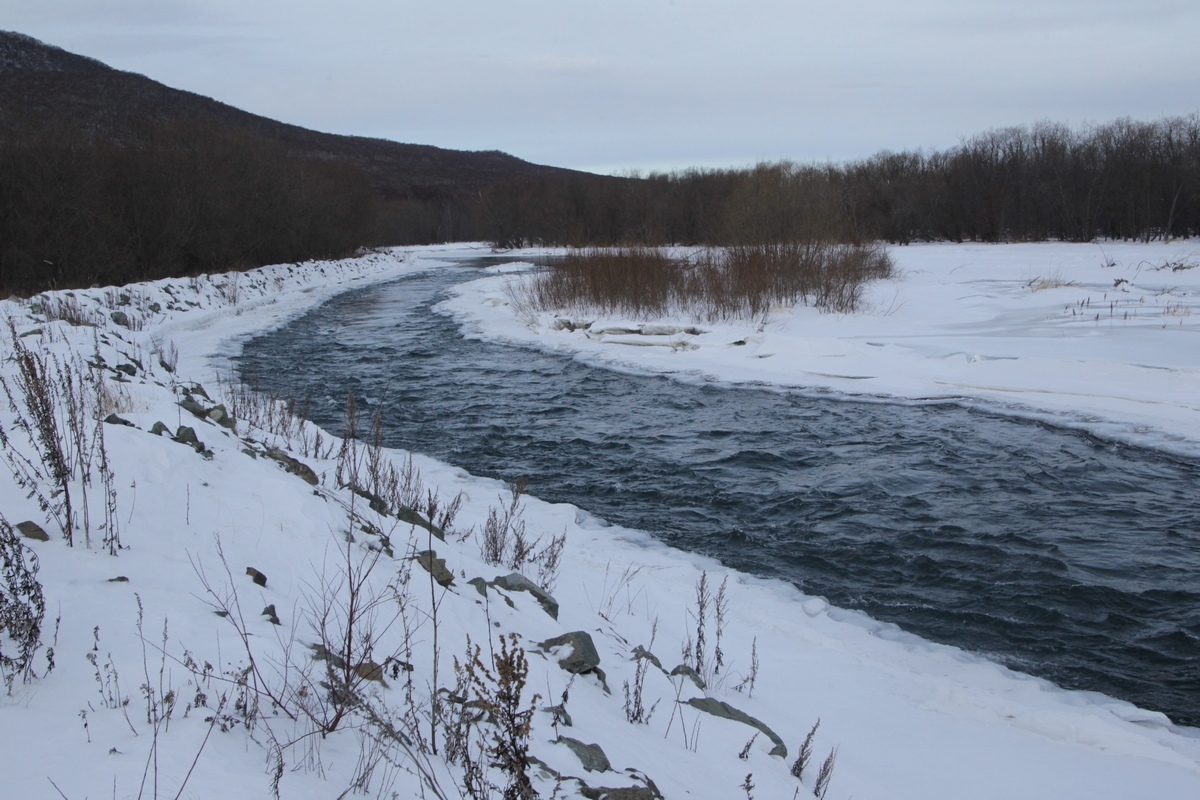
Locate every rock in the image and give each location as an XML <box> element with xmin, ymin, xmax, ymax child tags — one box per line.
<box><xmin>539</xmin><ymin>631</ymin><xmax>601</xmax><ymax>676</ymax></box>
<box><xmin>415</xmin><ymin>550</ymin><xmax>455</xmax><ymax>587</ymax></box>
<box><xmin>104</xmin><ymin>413</ymin><xmax>136</xmax><ymax>427</ymax></box>
<box><xmin>173</xmin><ymin>426</ymin><xmax>203</xmax><ymax>450</ymax></box>
<box><xmin>15</xmin><ymin>521</ymin><xmax>50</xmax><ymax>541</ymax></box>
<box><xmin>310</xmin><ymin>642</ymin><xmax>346</xmax><ymax>670</ymax></box>
<box><xmin>149</xmin><ymin>421</ymin><xmax>170</xmax><ymax>436</ymax></box>
<box><xmin>262</xmin><ymin>604</ymin><xmax>280</xmax><ymax>625</ymax></box>
<box><xmin>147</xmin><ymin>302</ymin><xmax>161</xmax><ymax>313</ymax></box>
<box><xmin>19</xmin><ymin>327</ymin><xmax>42</xmax><ymax>338</ymax></box>
<box><xmin>115</xmin><ymin>363</ymin><xmax>137</xmax><ymax>377</ymax></box>
<box><xmin>468</xmin><ymin>577</ymin><xmax>516</xmax><ymax>608</ymax></box>
<box><xmin>245</xmin><ymin>567</ymin><xmax>267</xmax><ymax>587</ymax></box>
<box><xmin>207</xmin><ymin>404</ymin><xmax>235</xmax><ymax>429</ymax></box>
<box><xmin>107</xmin><ymin>576</ymin><xmax>129</xmax><ymax>583</ymax></box>
<box><xmin>177</xmin><ymin>397</ymin><xmax>208</xmax><ymax>420</ymax></box>
<box><xmin>631</xmin><ymin>645</ymin><xmax>664</xmax><ymax>672</ymax></box>
<box><xmin>351</xmin><ymin>485</ymin><xmax>390</xmax><ymax>515</ymax></box>
<box><xmin>684</xmin><ymin>697</ymin><xmax>787</xmax><ymax>758</ymax></box>
<box><xmin>396</xmin><ymin>504</ymin><xmax>445</xmax><ymax>541</ymax></box>
<box><xmin>265</xmin><ymin>446</ymin><xmax>319</xmax><ymax>486</ymax></box>
<box><xmin>580</xmin><ymin>787</ymin><xmax>662</xmax><ymax>800</ymax></box>
<box><xmin>543</xmin><ymin>703</ymin><xmax>573</xmax><ymax>728</ymax></box>
<box><xmin>109</xmin><ymin>310</ymin><xmax>130</xmax><ymax>327</ymax></box>
<box><xmin>494</xmin><ymin>572</ymin><xmax>559</xmax><ymax>619</ymax></box>
<box><xmin>669</xmin><ymin>664</ymin><xmax>706</xmax><ymax>690</ymax></box>
<box><xmin>355</xmin><ymin>661</ymin><xmax>389</xmax><ymax>686</ymax></box>
<box><xmin>557</xmin><ymin>737</ymin><xmax>611</xmax><ymax>773</ymax></box>
<box><xmin>188</xmin><ymin>383</ymin><xmax>211</xmax><ymax>401</ymax></box>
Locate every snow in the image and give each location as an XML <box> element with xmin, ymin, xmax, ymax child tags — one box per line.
<box><xmin>1</xmin><ymin>242</ymin><xmax>1198</xmax><ymax>800</ymax></box>
<box><xmin>442</xmin><ymin>241</ymin><xmax>1200</xmax><ymax>458</ymax></box>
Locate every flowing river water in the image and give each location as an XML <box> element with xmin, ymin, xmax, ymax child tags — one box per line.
<box><xmin>238</xmin><ymin>258</ymin><xmax>1200</xmax><ymax>727</ymax></box>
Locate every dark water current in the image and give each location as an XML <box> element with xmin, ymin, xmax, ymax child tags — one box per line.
<box><xmin>239</xmin><ymin>258</ymin><xmax>1200</xmax><ymax>727</ymax></box>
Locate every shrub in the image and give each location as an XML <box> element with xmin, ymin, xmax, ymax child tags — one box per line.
<box><xmin>512</xmin><ymin>242</ymin><xmax>893</xmax><ymax>322</ymax></box>
<box><xmin>0</xmin><ymin>515</ymin><xmax>51</xmax><ymax>691</ymax></box>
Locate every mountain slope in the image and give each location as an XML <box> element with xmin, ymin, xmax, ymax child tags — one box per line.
<box><xmin>0</xmin><ymin>30</ymin><xmax>582</xmax><ymax>200</ymax></box>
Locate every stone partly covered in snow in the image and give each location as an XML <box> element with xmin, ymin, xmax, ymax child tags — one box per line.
<box><xmin>265</xmin><ymin>446</ymin><xmax>319</xmax><ymax>486</ymax></box>
<box><xmin>15</xmin><ymin>520</ymin><xmax>49</xmax><ymax>541</ymax></box>
<box><xmin>685</xmin><ymin>697</ymin><xmax>788</xmax><ymax>759</ymax></box>
<box><xmin>351</xmin><ymin>485</ymin><xmax>390</xmax><ymax>515</ymax></box>
<box><xmin>173</xmin><ymin>425</ymin><xmax>202</xmax><ymax>449</ymax></box>
<box><xmin>415</xmin><ymin>550</ymin><xmax>455</xmax><ymax>587</ymax></box>
<box><xmin>539</xmin><ymin>631</ymin><xmax>607</xmax><ymax>690</ymax></box>
<box><xmin>396</xmin><ymin>504</ymin><xmax>445</xmax><ymax>541</ymax></box>
<box><xmin>557</xmin><ymin>736</ymin><xmax>612</xmax><ymax>773</ymax></box>
<box><xmin>579</xmin><ymin>785</ymin><xmax>663</xmax><ymax>800</ymax></box>
<box><xmin>493</xmin><ymin>571</ymin><xmax>559</xmax><ymax>619</ymax></box>
<box><xmin>206</xmin><ymin>404</ymin><xmax>236</xmax><ymax>430</ymax></box>
<box><xmin>668</xmin><ymin>663</ymin><xmax>705</xmax><ymax>690</ymax></box>
<box><xmin>177</xmin><ymin>397</ymin><xmax>208</xmax><ymax>419</ymax></box>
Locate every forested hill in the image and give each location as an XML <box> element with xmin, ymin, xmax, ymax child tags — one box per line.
<box><xmin>0</xmin><ymin>31</ymin><xmax>577</xmax><ymax>201</ymax></box>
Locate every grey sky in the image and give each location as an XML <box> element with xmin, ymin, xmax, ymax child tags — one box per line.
<box><xmin>9</xmin><ymin>1</ymin><xmax>1199</xmax><ymax>174</ymax></box>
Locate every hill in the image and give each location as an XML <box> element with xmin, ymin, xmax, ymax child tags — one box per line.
<box><xmin>0</xmin><ymin>30</ymin><xmax>581</xmax><ymax>201</ymax></box>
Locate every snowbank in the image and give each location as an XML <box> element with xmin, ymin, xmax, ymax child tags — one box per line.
<box><xmin>442</xmin><ymin>242</ymin><xmax>1200</xmax><ymax>458</ymax></box>
<box><xmin>1</xmin><ymin>243</ymin><xmax>1197</xmax><ymax>800</ymax></box>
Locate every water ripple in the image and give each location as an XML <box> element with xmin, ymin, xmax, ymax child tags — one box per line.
<box><xmin>239</xmin><ymin>264</ymin><xmax>1200</xmax><ymax>727</ymax></box>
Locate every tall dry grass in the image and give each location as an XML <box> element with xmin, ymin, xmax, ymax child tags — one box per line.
<box><xmin>512</xmin><ymin>243</ymin><xmax>892</xmax><ymax>321</ymax></box>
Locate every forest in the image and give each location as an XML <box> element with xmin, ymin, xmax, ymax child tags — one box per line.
<box><xmin>2</xmin><ymin>113</ymin><xmax>1197</xmax><ymax>294</ymax></box>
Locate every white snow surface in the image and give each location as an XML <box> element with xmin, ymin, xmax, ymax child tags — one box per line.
<box><xmin>0</xmin><ymin>242</ymin><xmax>1197</xmax><ymax>800</ymax></box>
<box><xmin>442</xmin><ymin>241</ymin><xmax>1200</xmax><ymax>459</ymax></box>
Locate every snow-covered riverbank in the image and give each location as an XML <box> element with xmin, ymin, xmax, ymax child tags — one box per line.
<box><xmin>2</xmin><ymin>243</ymin><xmax>1198</xmax><ymax>800</ymax></box>
<box><xmin>444</xmin><ymin>242</ymin><xmax>1200</xmax><ymax>458</ymax></box>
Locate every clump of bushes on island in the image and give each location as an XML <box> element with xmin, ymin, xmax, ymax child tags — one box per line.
<box><xmin>512</xmin><ymin>241</ymin><xmax>893</xmax><ymax>320</ymax></box>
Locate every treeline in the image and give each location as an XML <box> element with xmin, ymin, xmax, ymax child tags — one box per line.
<box><xmin>4</xmin><ymin>113</ymin><xmax>1197</xmax><ymax>294</ymax></box>
<box><xmin>0</xmin><ymin>117</ymin><xmax>382</xmax><ymax>293</ymax></box>
<box><xmin>471</xmin><ymin>115</ymin><xmax>1200</xmax><ymax>247</ymax></box>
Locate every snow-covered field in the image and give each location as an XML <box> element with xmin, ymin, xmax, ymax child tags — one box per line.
<box><xmin>1</xmin><ymin>242</ymin><xmax>1198</xmax><ymax>800</ymax></box>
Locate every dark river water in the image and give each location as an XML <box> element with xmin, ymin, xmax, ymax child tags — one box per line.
<box><xmin>238</xmin><ymin>259</ymin><xmax>1200</xmax><ymax>727</ymax></box>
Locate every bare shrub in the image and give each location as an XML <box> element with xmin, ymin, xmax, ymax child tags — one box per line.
<box><xmin>732</xmin><ymin>636</ymin><xmax>759</xmax><ymax>697</ymax></box>
<box><xmin>512</xmin><ymin>243</ymin><xmax>891</xmax><ymax>322</ymax></box>
<box><xmin>0</xmin><ymin>515</ymin><xmax>52</xmax><ymax>691</ymax></box>
<box><xmin>39</xmin><ymin>295</ymin><xmax>96</xmax><ymax>326</ymax></box>
<box><xmin>461</xmin><ymin>633</ymin><xmax>540</xmax><ymax>800</ymax></box>
<box><xmin>0</xmin><ymin>522</ymin><xmax>49</xmax><ymax>683</ymax></box>
<box><xmin>514</xmin><ymin>247</ymin><xmax>683</xmax><ymax>317</ymax></box>
<box><xmin>624</xmin><ymin>620</ymin><xmax>660</xmax><ymax>725</ymax></box>
<box><xmin>0</xmin><ymin>321</ymin><xmax>117</xmax><ymax>547</ymax></box>
<box><xmin>480</xmin><ymin>479</ymin><xmax>566</xmax><ymax>592</ymax></box>
<box><xmin>153</xmin><ymin>338</ymin><xmax>179</xmax><ymax>374</ymax></box>
<box><xmin>791</xmin><ymin>719</ymin><xmax>819</xmax><ymax>780</ymax></box>
<box><xmin>814</xmin><ymin>746</ymin><xmax>838</xmax><ymax>799</ymax></box>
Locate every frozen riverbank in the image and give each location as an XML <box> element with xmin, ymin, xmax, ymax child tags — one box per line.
<box><xmin>443</xmin><ymin>242</ymin><xmax>1200</xmax><ymax>458</ymax></box>
<box><xmin>1</xmin><ymin>243</ymin><xmax>1198</xmax><ymax>799</ymax></box>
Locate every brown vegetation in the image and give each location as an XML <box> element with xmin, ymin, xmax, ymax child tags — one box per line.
<box><xmin>513</xmin><ymin>242</ymin><xmax>892</xmax><ymax>320</ymax></box>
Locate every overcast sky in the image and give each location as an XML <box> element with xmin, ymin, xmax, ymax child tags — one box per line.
<box><xmin>9</xmin><ymin>1</ymin><xmax>1200</xmax><ymax>174</ymax></box>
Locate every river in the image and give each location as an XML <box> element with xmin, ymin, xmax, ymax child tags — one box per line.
<box><xmin>237</xmin><ymin>258</ymin><xmax>1200</xmax><ymax>727</ymax></box>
